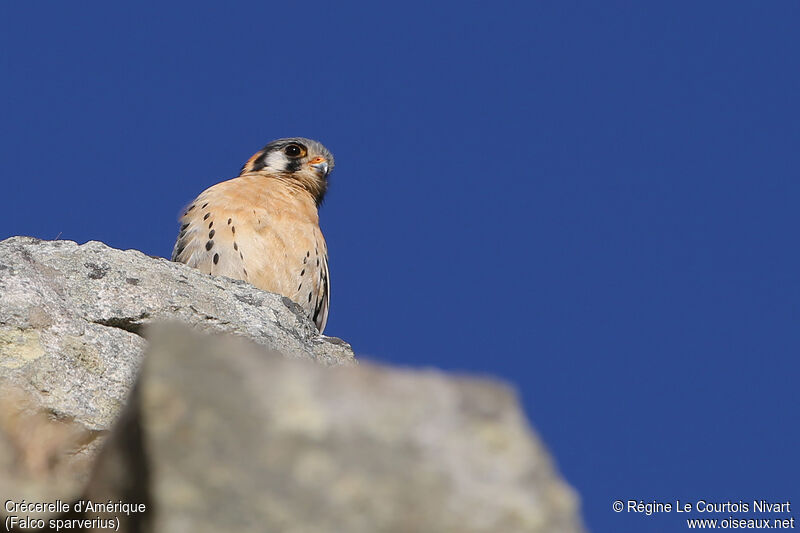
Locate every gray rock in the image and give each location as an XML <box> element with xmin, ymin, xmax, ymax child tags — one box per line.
<box><xmin>0</xmin><ymin>385</ymin><xmax>96</xmax><ymax>522</ymax></box>
<box><xmin>0</xmin><ymin>236</ymin><xmax>585</xmax><ymax>532</ymax></box>
<box><xmin>82</xmin><ymin>325</ymin><xmax>585</xmax><ymax>533</ymax></box>
<box><xmin>0</xmin><ymin>236</ymin><xmax>354</xmax><ymax>436</ymax></box>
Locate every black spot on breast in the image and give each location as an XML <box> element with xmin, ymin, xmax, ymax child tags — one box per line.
<box><xmin>316</xmin><ymin>258</ymin><xmax>319</xmax><ymax>266</ymax></box>
<box><xmin>181</xmin><ymin>223</ymin><xmax>189</xmax><ymax>231</ymax></box>
<box><xmin>213</xmin><ymin>253</ymin><xmax>219</xmax><ymax>265</ymax></box>
<box><xmin>231</xmin><ymin>226</ymin><xmax>236</xmax><ymax>234</ymax></box>
<box><xmin>233</xmin><ymin>242</ymin><xmax>238</xmax><ymax>251</ymax></box>
<box><xmin>308</xmin><ymin>292</ymin><xmax>312</xmax><ymax>302</ymax></box>
<box><xmin>206</xmin><ymin>240</ymin><xmax>214</xmax><ymax>251</ymax></box>
<box><xmin>243</xmin><ymin>268</ymin><xmax>248</xmax><ymax>276</ymax></box>
<box><xmin>227</xmin><ymin>218</ymin><xmax>232</xmax><ymax>225</ymax></box>
<box><xmin>209</xmin><ymin>229</ymin><xmax>215</xmax><ymax>239</ymax></box>
<box><xmin>204</xmin><ymin>213</ymin><xmax>211</xmax><ymax>220</ymax></box>
<box><xmin>202</xmin><ymin>202</ymin><xmax>208</xmax><ymax>208</ymax></box>
<box><xmin>209</xmin><ymin>221</ymin><xmax>213</xmax><ymax>229</ymax></box>
<box><xmin>240</xmin><ymin>252</ymin><xmax>244</xmax><ymax>259</ymax></box>
<box><xmin>298</xmin><ymin>282</ymin><xmax>303</xmax><ymax>290</ymax></box>
<box><xmin>300</xmin><ymin>269</ymin><xmax>305</xmax><ymax>276</ymax></box>
<box><xmin>303</xmin><ymin>256</ymin><xmax>307</xmax><ymax>264</ymax></box>
<box><xmin>306</xmin><ymin>251</ymin><xmax>310</xmax><ymax>257</ymax></box>
<box><xmin>187</xmin><ymin>205</ymin><xmax>196</xmax><ymax>212</ymax></box>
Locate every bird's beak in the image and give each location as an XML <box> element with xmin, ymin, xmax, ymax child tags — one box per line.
<box><xmin>308</xmin><ymin>157</ymin><xmax>329</xmax><ymax>176</ymax></box>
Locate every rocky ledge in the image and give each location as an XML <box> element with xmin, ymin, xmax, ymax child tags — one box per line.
<box><xmin>0</xmin><ymin>237</ymin><xmax>585</xmax><ymax>532</ymax></box>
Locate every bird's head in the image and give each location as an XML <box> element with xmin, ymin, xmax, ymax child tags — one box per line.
<box><xmin>241</xmin><ymin>137</ymin><xmax>334</xmax><ymax>205</ymax></box>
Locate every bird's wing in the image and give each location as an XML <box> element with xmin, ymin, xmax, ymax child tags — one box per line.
<box><xmin>172</xmin><ymin>204</ymin><xmax>208</xmax><ymax>265</ymax></box>
<box><xmin>171</xmin><ymin>182</ymin><xmax>248</xmax><ymax>280</ymax></box>
<box><xmin>313</xmin><ymin>247</ymin><xmax>330</xmax><ymax>334</ymax></box>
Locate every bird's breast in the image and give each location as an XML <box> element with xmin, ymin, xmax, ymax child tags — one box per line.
<box><xmin>173</xmin><ymin>174</ymin><xmax>329</xmax><ymax>331</ymax></box>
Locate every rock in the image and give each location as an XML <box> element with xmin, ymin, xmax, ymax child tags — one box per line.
<box><xmin>0</xmin><ymin>237</ymin><xmax>585</xmax><ymax>532</ymax></box>
<box><xmin>81</xmin><ymin>325</ymin><xmax>585</xmax><ymax>533</ymax></box>
<box><xmin>0</xmin><ymin>237</ymin><xmax>354</xmax><ymax>431</ymax></box>
<box><xmin>0</xmin><ymin>385</ymin><xmax>97</xmax><ymax>521</ymax></box>
<box><xmin>0</xmin><ymin>236</ymin><xmax>355</xmax><ymax>508</ymax></box>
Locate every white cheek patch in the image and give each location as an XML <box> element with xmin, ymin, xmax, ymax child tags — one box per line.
<box><xmin>263</xmin><ymin>151</ymin><xmax>287</xmax><ymax>172</ymax></box>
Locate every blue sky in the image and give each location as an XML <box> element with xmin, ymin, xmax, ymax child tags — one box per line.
<box><xmin>2</xmin><ymin>2</ymin><xmax>798</xmax><ymax>531</ymax></box>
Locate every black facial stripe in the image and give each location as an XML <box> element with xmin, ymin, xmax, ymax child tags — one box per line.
<box><xmin>245</xmin><ymin>138</ymin><xmax>333</xmax><ymax>178</ymax></box>
<box><xmin>248</xmin><ymin>153</ymin><xmax>268</xmax><ymax>172</ymax></box>
<box><xmin>285</xmin><ymin>159</ymin><xmax>302</xmax><ymax>173</ymax></box>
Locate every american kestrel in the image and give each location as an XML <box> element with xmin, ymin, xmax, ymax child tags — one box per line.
<box><xmin>172</xmin><ymin>137</ymin><xmax>334</xmax><ymax>333</ymax></box>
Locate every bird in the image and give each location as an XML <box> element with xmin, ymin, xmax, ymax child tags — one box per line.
<box><xmin>172</xmin><ymin>137</ymin><xmax>334</xmax><ymax>333</ymax></box>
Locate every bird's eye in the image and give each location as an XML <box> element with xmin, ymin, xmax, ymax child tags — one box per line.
<box><xmin>284</xmin><ymin>144</ymin><xmax>305</xmax><ymax>158</ymax></box>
